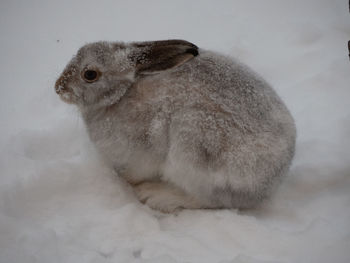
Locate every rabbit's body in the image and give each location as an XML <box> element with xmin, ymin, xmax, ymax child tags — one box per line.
<box><xmin>55</xmin><ymin>40</ymin><xmax>296</xmax><ymax>212</ymax></box>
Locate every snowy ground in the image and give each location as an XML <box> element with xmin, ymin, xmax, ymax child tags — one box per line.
<box><xmin>1</xmin><ymin>0</ymin><xmax>350</xmax><ymax>262</ymax></box>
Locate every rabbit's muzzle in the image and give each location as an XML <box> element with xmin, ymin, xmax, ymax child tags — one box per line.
<box><xmin>55</xmin><ymin>65</ymin><xmax>78</xmax><ymax>93</ymax></box>
<box><xmin>55</xmin><ymin>74</ymin><xmax>69</xmax><ymax>94</ymax></box>
<box><xmin>55</xmin><ymin>74</ymin><xmax>76</xmax><ymax>104</ymax></box>
<box><xmin>54</xmin><ymin>66</ymin><xmax>79</xmax><ymax>104</ymax></box>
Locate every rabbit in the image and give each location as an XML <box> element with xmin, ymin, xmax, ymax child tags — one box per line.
<box><xmin>55</xmin><ymin>39</ymin><xmax>296</xmax><ymax>213</ymax></box>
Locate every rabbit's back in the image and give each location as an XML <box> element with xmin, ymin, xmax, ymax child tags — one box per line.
<box><xmin>172</xmin><ymin>50</ymin><xmax>292</xmax><ymax>130</ymax></box>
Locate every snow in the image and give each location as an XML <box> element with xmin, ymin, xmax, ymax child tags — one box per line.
<box><xmin>0</xmin><ymin>0</ymin><xmax>349</xmax><ymax>262</ymax></box>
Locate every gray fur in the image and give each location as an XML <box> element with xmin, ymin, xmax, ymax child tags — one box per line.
<box><xmin>55</xmin><ymin>40</ymin><xmax>296</xmax><ymax>212</ymax></box>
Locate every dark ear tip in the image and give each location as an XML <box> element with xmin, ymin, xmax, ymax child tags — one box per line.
<box><xmin>187</xmin><ymin>47</ymin><xmax>199</xmax><ymax>56</ymax></box>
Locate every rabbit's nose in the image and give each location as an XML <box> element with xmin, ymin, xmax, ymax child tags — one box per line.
<box><xmin>55</xmin><ymin>83</ymin><xmax>65</xmax><ymax>94</ymax></box>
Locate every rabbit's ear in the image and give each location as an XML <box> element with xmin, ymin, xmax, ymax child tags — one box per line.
<box><xmin>130</xmin><ymin>40</ymin><xmax>198</xmax><ymax>74</ymax></box>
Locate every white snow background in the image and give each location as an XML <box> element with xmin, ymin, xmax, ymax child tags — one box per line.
<box><xmin>1</xmin><ymin>0</ymin><xmax>350</xmax><ymax>262</ymax></box>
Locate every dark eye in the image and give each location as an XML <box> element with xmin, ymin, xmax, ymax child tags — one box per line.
<box><xmin>82</xmin><ymin>69</ymin><xmax>100</xmax><ymax>83</ymax></box>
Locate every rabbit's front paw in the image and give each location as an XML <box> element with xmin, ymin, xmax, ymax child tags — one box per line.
<box><xmin>133</xmin><ymin>182</ymin><xmax>200</xmax><ymax>213</ymax></box>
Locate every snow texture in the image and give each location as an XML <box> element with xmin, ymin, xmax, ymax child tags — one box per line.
<box><xmin>0</xmin><ymin>0</ymin><xmax>349</xmax><ymax>262</ymax></box>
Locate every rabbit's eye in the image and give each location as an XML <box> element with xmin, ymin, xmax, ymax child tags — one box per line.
<box><xmin>82</xmin><ymin>69</ymin><xmax>100</xmax><ymax>83</ymax></box>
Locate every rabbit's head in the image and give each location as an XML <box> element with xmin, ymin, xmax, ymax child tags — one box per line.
<box><xmin>55</xmin><ymin>40</ymin><xmax>198</xmax><ymax>108</ymax></box>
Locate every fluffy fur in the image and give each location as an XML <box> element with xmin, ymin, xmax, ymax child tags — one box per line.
<box><xmin>55</xmin><ymin>40</ymin><xmax>296</xmax><ymax>212</ymax></box>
